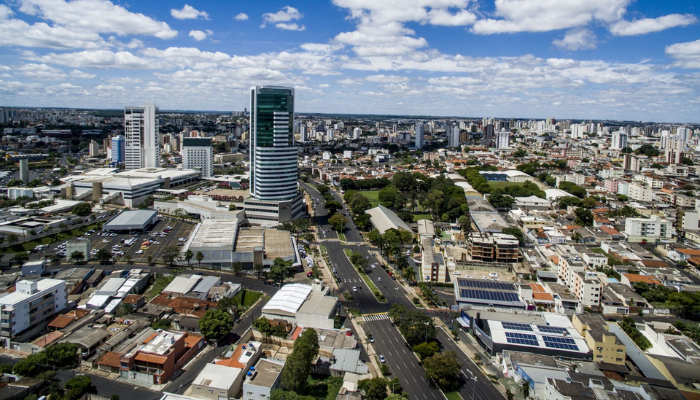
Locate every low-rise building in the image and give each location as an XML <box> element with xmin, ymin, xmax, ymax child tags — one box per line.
<box><xmin>242</xmin><ymin>359</ymin><xmax>285</xmax><ymax>400</ymax></box>
<box><xmin>624</xmin><ymin>215</ymin><xmax>673</xmax><ymax>243</ymax></box>
<box><xmin>572</xmin><ymin>314</ymin><xmax>626</xmax><ymax>365</ymax></box>
<box><xmin>572</xmin><ymin>271</ymin><xmax>602</xmax><ymax>309</ymax></box>
<box><xmin>0</xmin><ymin>279</ymin><xmax>67</xmax><ymax>343</ymax></box>
<box><xmin>468</xmin><ymin>233</ymin><xmax>520</xmax><ymax>263</ymax></box>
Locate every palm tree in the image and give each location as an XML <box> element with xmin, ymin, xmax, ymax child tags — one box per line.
<box><xmin>184</xmin><ymin>249</ymin><xmax>193</xmax><ymax>267</ymax></box>
<box><xmin>395</xmin><ymin>254</ymin><xmax>408</xmax><ymax>271</ymax></box>
<box><xmin>196</xmin><ymin>251</ymin><xmax>204</xmax><ymax>266</ymax></box>
<box><xmin>522</xmin><ymin>381</ymin><xmax>530</xmax><ymax>399</ymax></box>
<box><xmin>403</xmin><ymin>267</ymin><xmax>416</xmax><ymax>284</ymax></box>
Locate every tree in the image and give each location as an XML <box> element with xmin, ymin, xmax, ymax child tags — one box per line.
<box><xmin>388</xmin><ymin>303</ymin><xmax>406</xmax><ymax>323</ymax></box>
<box><xmin>574</xmin><ymin>207</ymin><xmax>594</xmax><ymax>227</ymax></box>
<box><xmin>152</xmin><ymin>318</ymin><xmax>172</xmax><ymax>330</ymax></box>
<box><xmin>458</xmin><ymin>215</ymin><xmax>471</xmax><ymax>233</ymax></box>
<box><xmin>354</xmin><ymin>214</ymin><xmax>373</xmax><ymax>231</ymax></box>
<box><xmin>254</xmin><ymin>263</ymin><xmax>264</xmax><ymax>279</ymax></box>
<box><xmin>198</xmin><ymin>309</ymin><xmax>234</xmax><ymax>339</ymax></box>
<box><xmin>328</xmin><ymin>214</ymin><xmax>347</xmax><ymax>232</ymax></box>
<box><xmin>358</xmin><ymin>378</ymin><xmax>389</xmax><ymax>400</ymax></box>
<box><xmin>281</xmin><ymin>328</ymin><xmax>319</xmax><ymax>392</ymax></box>
<box><xmin>403</xmin><ymin>267</ymin><xmax>416</xmax><ymax>284</ymax></box>
<box><xmin>115</xmin><ymin>303</ymin><xmax>134</xmax><ymax>317</ymax></box>
<box><xmin>522</xmin><ymin>381</ymin><xmax>530</xmax><ymax>399</ymax></box>
<box><xmin>7</xmin><ymin>233</ymin><xmax>18</xmax><ymax>245</ymax></box>
<box><xmin>581</xmin><ymin>197</ymin><xmax>597</xmax><ymax>208</ymax></box>
<box><xmin>64</xmin><ymin>375</ymin><xmax>92</xmax><ymax>400</ymax></box>
<box><xmin>124</xmin><ymin>255</ymin><xmax>134</xmax><ymax>264</ymax></box>
<box><xmin>558</xmin><ymin>196</ymin><xmax>583</xmax><ymax>209</ymax></box>
<box><xmin>184</xmin><ymin>249</ymin><xmax>193</xmax><ymax>267</ymax></box>
<box><xmin>413</xmin><ymin>341</ymin><xmax>439</xmax><ymax>360</ymax></box>
<box><xmin>95</xmin><ymin>248</ymin><xmax>111</xmax><ymax>263</ymax></box>
<box><xmin>232</xmin><ymin>262</ymin><xmax>243</xmax><ymax>276</ymax></box>
<box><xmin>681</xmin><ymin>157</ymin><xmax>694</xmax><ymax>166</ymax></box>
<box><xmin>513</xmin><ymin>149</ymin><xmax>527</xmax><ymax>158</ymax></box>
<box><xmin>368</xmin><ymin>230</ymin><xmax>382</xmax><ymax>247</ymax></box>
<box><xmin>325</xmin><ymin>200</ymin><xmax>342</xmax><ymax>215</ymax></box>
<box><xmin>572</xmin><ymin>232</ymin><xmax>582</xmax><ymax>243</ymax></box>
<box><xmin>501</xmin><ymin>227</ymin><xmax>523</xmax><ymax>242</ymax></box>
<box><xmin>423</xmin><ymin>351</ymin><xmax>461</xmax><ymax>391</ymax></box>
<box><xmin>196</xmin><ymin>251</ymin><xmax>204</xmax><ymax>266</ymax></box>
<box><xmin>398</xmin><ymin>311</ymin><xmax>435</xmax><ymax>346</ymax></box>
<box><xmin>161</xmin><ymin>246</ymin><xmax>180</xmax><ymax>266</ymax></box>
<box><xmin>488</xmin><ymin>189</ymin><xmax>515</xmax><ymax>209</ymax></box>
<box><xmin>269</xmin><ymin>257</ymin><xmax>293</xmax><ymax>284</ymax></box>
<box><xmin>506</xmin><ymin>389</ymin><xmax>514</xmax><ymax>400</ymax></box>
<box><xmin>617</xmin><ymin>194</ymin><xmax>629</xmax><ymax>202</ymax></box>
<box><xmin>110</xmin><ymin>395</ymin><xmax>120</xmax><ymax>400</ymax></box>
<box><xmin>349</xmin><ymin>194</ymin><xmax>372</xmax><ymax>215</ymax></box>
<box><xmin>70</xmin><ymin>251</ymin><xmax>85</xmax><ymax>263</ymax></box>
<box><xmin>71</xmin><ymin>202</ymin><xmax>92</xmax><ymax>217</ymax></box>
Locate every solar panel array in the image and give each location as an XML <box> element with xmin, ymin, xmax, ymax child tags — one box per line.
<box><xmin>458</xmin><ymin>279</ymin><xmax>516</xmax><ymax>291</ymax></box>
<box><xmin>537</xmin><ymin>325</ymin><xmax>569</xmax><ymax>335</ymax></box>
<box><xmin>460</xmin><ymin>289</ymin><xmax>520</xmax><ymax>302</ymax></box>
<box><xmin>505</xmin><ymin>332</ymin><xmax>539</xmax><ymax>346</ymax></box>
<box><xmin>543</xmin><ymin>336</ymin><xmax>578</xmax><ymax>351</ymax></box>
<box><xmin>502</xmin><ymin>322</ymin><xmax>533</xmax><ymax>331</ymax></box>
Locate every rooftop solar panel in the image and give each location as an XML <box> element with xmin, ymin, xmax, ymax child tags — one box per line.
<box><xmin>537</xmin><ymin>325</ymin><xmax>569</xmax><ymax>335</ymax></box>
<box><xmin>458</xmin><ymin>279</ymin><xmax>516</xmax><ymax>291</ymax></box>
<box><xmin>502</xmin><ymin>322</ymin><xmax>533</xmax><ymax>331</ymax></box>
<box><xmin>542</xmin><ymin>336</ymin><xmax>578</xmax><ymax>351</ymax></box>
<box><xmin>505</xmin><ymin>332</ymin><xmax>539</xmax><ymax>346</ymax></box>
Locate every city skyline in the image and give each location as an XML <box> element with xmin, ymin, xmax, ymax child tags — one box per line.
<box><xmin>1</xmin><ymin>0</ymin><xmax>699</xmax><ymax>122</ymax></box>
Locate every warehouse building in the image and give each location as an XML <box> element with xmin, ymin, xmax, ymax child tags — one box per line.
<box><xmin>103</xmin><ymin>210</ymin><xmax>158</xmax><ymax>232</ymax></box>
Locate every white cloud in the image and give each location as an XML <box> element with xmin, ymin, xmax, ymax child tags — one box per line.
<box><xmin>336</xmin><ymin>78</ymin><xmax>363</xmax><ymax>85</ymax></box>
<box><xmin>18</xmin><ymin>63</ymin><xmax>67</xmax><ymax>80</ymax></box>
<box><xmin>69</xmin><ymin>69</ymin><xmax>96</xmax><ymax>79</ymax></box>
<box><xmin>263</xmin><ymin>6</ymin><xmax>303</xmax><ymax>24</ymax></box>
<box><xmin>18</xmin><ymin>0</ymin><xmax>177</xmax><ymax>39</ymax></box>
<box><xmin>94</xmin><ymin>84</ymin><xmax>125</xmax><ymax>91</ymax></box>
<box><xmin>365</xmin><ymin>74</ymin><xmax>409</xmax><ymax>83</ymax></box>
<box><xmin>553</xmin><ymin>28</ymin><xmax>597</xmax><ymax>51</ymax></box>
<box><xmin>471</xmin><ymin>0</ymin><xmax>630</xmax><ymax>34</ymax></box>
<box><xmin>189</xmin><ymin>30</ymin><xmax>211</xmax><ymax>41</ymax></box>
<box><xmin>171</xmin><ymin>4</ymin><xmax>209</xmax><ymax>20</ymax></box>
<box><xmin>275</xmin><ymin>23</ymin><xmax>305</xmax><ymax>31</ymax></box>
<box><xmin>609</xmin><ymin>14</ymin><xmax>697</xmax><ymax>36</ymax></box>
<box><xmin>425</xmin><ymin>8</ymin><xmax>476</xmax><ymax>26</ymax></box>
<box><xmin>234</xmin><ymin>13</ymin><xmax>249</xmax><ymax>21</ymax></box>
<box><xmin>319</xmin><ymin>83</ymin><xmax>330</xmax><ymax>87</ymax></box>
<box><xmin>666</xmin><ymin>39</ymin><xmax>700</xmax><ymax>69</ymax></box>
<box><xmin>25</xmin><ymin>49</ymin><xmax>155</xmax><ymax>69</ymax></box>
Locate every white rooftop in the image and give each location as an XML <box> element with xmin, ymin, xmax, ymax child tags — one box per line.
<box><xmin>545</xmin><ymin>188</ymin><xmax>572</xmax><ymax>200</ymax></box>
<box><xmin>262</xmin><ymin>283</ymin><xmax>312</xmax><ymax>316</ymax></box>
<box><xmin>164</xmin><ymin>275</ymin><xmax>202</xmax><ymax>295</ymax></box>
<box><xmin>141</xmin><ymin>331</ymin><xmax>184</xmax><ymax>355</ymax></box>
<box><xmin>0</xmin><ymin>279</ymin><xmax>64</xmax><ymax>305</ymax></box>
<box><xmin>190</xmin><ymin>219</ymin><xmax>238</xmax><ymax>249</ymax></box>
<box><xmin>193</xmin><ymin>363</ymin><xmax>241</xmax><ymax>390</ymax></box>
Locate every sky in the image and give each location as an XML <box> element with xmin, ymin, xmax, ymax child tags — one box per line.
<box><xmin>1</xmin><ymin>0</ymin><xmax>700</xmax><ymax>123</ymax></box>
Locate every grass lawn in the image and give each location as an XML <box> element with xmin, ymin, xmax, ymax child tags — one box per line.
<box><xmin>338</xmin><ymin>232</ymin><xmax>347</xmax><ymax>242</ymax></box>
<box><xmin>233</xmin><ymin>289</ymin><xmax>263</xmax><ymax>309</ymax></box>
<box><xmin>145</xmin><ymin>275</ymin><xmax>174</xmax><ymax>300</ymax></box>
<box><xmin>358</xmin><ymin>190</ymin><xmax>381</xmax><ymax>207</ymax></box>
<box><xmin>413</xmin><ymin>214</ymin><xmax>432</xmax><ymax>221</ymax></box>
<box><xmin>488</xmin><ymin>181</ymin><xmax>525</xmax><ymax>190</ymax></box>
<box><xmin>444</xmin><ymin>392</ymin><xmax>463</xmax><ymax>400</ymax></box>
<box><xmin>343</xmin><ymin>249</ymin><xmax>386</xmax><ymax>302</ymax></box>
<box><xmin>591</xmin><ymin>248</ymin><xmax>606</xmax><ymax>254</ymax></box>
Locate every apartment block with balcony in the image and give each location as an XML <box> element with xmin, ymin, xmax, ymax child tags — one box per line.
<box><xmin>119</xmin><ymin>330</ymin><xmax>204</xmax><ymax>384</ymax></box>
<box><xmin>0</xmin><ymin>279</ymin><xmax>67</xmax><ymax>343</ymax></box>
<box><xmin>627</xmin><ymin>182</ymin><xmax>653</xmax><ymax>202</ymax></box>
<box><xmin>624</xmin><ymin>215</ymin><xmax>674</xmax><ymax>243</ymax></box>
<box><xmin>573</xmin><ymin>314</ymin><xmax>626</xmax><ymax>365</ymax></box>
<box><xmin>572</xmin><ymin>271</ymin><xmax>602</xmax><ymax>309</ymax></box>
<box><xmin>467</xmin><ymin>233</ymin><xmax>521</xmax><ymax>264</ymax></box>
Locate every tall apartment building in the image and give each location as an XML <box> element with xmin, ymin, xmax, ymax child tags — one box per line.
<box><xmin>0</xmin><ymin>279</ymin><xmax>67</xmax><ymax>341</ymax></box>
<box><xmin>496</xmin><ymin>129</ymin><xmax>510</xmax><ymax>149</ymax></box>
<box><xmin>447</xmin><ymin>125</ymin><xmax>460</xmax><ymax>148</ymax></box>
<box><xmin>467</xmin><ymin>233</ymin><xmax>520</xmax><ymax>264</ymax></box>
<box><xmin>352</xmin><ymin>127</ymin><xmax>362</xmax><ymax>140</ymax></box>
<box><xmin>624</xmin><ymin>215</ymin><xmax>673</xmax><ymax>243</ymax></box>
<box><xmin>415</xmin><ymin>122</ymin><xmax>424</xmax><ymax>149</ymax></box>
<box><xmin>572</xmin><ymin>271</ymin><xmax>602</xmax><ymax>308</ymax></box>
<box><xmin>245</xmin><ymin>86</ymin><xmax>304</xmax><ymax>224</ymax></box>
<box><xmin>19</xmin><ymin>158</ymin><xmax>28</xmax><ymax>184</ymax></box>
<box><xmin>111</xmin><ymin>135</ymin><xmax>125</xmax><ymax>165</ymax></box>
<box><xmin>182</xmin><ymin>137</ymin><xmax>213</xmax><ymax>178</ymax></box>
<box><xmin>88</xmin><ymin>140</ymin><xmax>100</xmax><ymax>157</ymax></box>
<box><xmin>124</xmin><ymin>104</ymin><xmax>160</xmax><ymax>170</ymax></box>
<box><xmin>627</xmin><ymin>182</ymin><xmax>653</xmax><ymax>202</ymax></box>
<box><xmin>572</xmin><ymin>314</ymin><xmax>626</xmax><ymax>365</ymax></box>
<box><xmin>611</xmin><ymin>130</ymin><xmax>628</xmax><ymax>150</ymax></box>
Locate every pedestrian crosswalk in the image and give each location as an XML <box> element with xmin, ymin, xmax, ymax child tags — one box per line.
<box><xmin>363</xmin><ymin>313</ymin><xmax>389</xmax><ymax>322</ymax></box>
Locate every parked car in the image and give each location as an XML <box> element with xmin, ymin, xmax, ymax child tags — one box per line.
<box><xmin>379</xmin><ymin>355</ymin><xmax>386</xmax><ymax>363</ymax></box>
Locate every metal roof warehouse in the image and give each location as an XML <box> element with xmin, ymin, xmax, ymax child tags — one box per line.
<box><xmin>103</xmin><ymin>210</ymin><xmax>158</xmax><ymax>232</ymax></box>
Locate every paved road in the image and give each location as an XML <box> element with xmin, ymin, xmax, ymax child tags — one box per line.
<box><xmin>301</xmin><ymin>182</ymin><xmax>338</xmax><ymax>241</ymax></box>
<box><xmin>367</xmin><ymin>319</ymin><xmax>443</xmax><ymax>400</ymax></box>
<box><xmin>56</xmin><ymin>370</ymin><xmax>161</xmax><ymax>400</ymax></box>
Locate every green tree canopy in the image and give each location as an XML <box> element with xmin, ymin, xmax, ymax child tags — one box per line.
<box><xmin>423</xmin><ymin>351</ymin><xmax>461</xmax><ymax>391</ymax></box>
<box><xmin>71</xmin><ymin>202</ymin><xmax>92</xmax><ymax>217</ymax></box>
<box><xmin>198</xmin><ymin>309</ymin><xmax>234</xmax><ymax>339</ymax></box>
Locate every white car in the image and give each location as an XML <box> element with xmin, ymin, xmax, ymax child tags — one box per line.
<box><xmin>102</xmin><ymin>239</ymin><xmax>109</xmax><ymax>243</ymax></box>
<box><xmin>352</xmin><ymin>286</ymin><xmax>358</xmax><ymax>292</ymax></box>
<box><xmin>377</xmin><ymin>277</ymin><xmax>382</xmax><ymax>282</ymax></box>
<box><xmin>135</xmin><ymin>250</ymin><xmax>144</xmax><ymax>254</ymax></box>
<box><xmin>371</xmin><ymin>264</ymin><xmax>376</xmax><ymax>269</ymax></box>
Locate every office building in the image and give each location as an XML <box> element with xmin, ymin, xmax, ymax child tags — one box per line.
<box><xmin>415</xmin><ymin>122</ymin><xmax>424</xmax><ymax>149</ymax></box>
<box><xmin>124</xmin><ymin>104</ymin><xmax>160</xmax><ymax>170</ymax></box>
<box><xmin>182</xmin><ymin>137</ymin><xmax>214</xmax><ymax>178</ymax></box>
<box><xmin>496</xmin><ymin>129</ymin><xmax>510</xmax><ymax>149</ymax></box>
<box><xmin>611</xmin><ymin>130</ymin><xmax>628</xmax><ymax>150</ymax></box>
<box><xmin>352</xmin><ymin>127</ymin><xmax>362</xmax><ymax>140</ymax></box>
<box><xmin>0</xmin><ymin>279</ymin><xmax>67</xmax><ymax>341</ymax></box>
<box><xmin>245</xmin><ymin>86</ymin><xmax>304</xmax><ymax>224</ymax></box>
<box><xmin>111</xmin><ymin>135</ymin><xmax>125</xmax><ymax>165</ymax></box>
<box><xmin>19</xmin><ymin>159</ymin><xmax>28</xmax><ymax>184</ymax></box>
<box><xmin>447</xmin><ymin>124</ymin><xmax>460</xmax><ymax>148</ymax></box>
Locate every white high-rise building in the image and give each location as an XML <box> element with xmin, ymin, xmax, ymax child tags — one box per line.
<box><xmin>496</xmin><ymin>130</ymin><xmax>510</xmax><ymax>149</ymax></box>
<box><xmin>124</xmin><ymin>103</ymin><xmax>160</xmax><ymax>170</ymax></box>
<box><xmin>299</xmin><ymin>125</ymin><xmax>308</xmax><ymax>142</ymax></box>
<box><xmin>88</xmin><ymin>140</ymin><xmax>100</xmax><ymax>157</ymax></box>
<box><xmin>182</xmin><ymin>137</ymin><xmax>213</xmax><ymax>177</ymax></box>
<box><xmin>0</xmin><ymin>279</ymin><xmax>67</xmax><ymax>339</ymax></box>
<box><xmin>677</xmin><ymin>127</ymin><xmax>690</xmax><ymax>142</ymax></box>
<box><xmin>447</xmin><ymin>125</ymin><xmax>460</xmax><ymax>148</ymax></box>
<box><xmin>353</xmin><ymin>127</ymin><xmax>362</xmax><ymax>140</ymax></box>
<box><xmin>611</xmin><ymin>130</ymin><xmax>628</xmax><ymax>150</ymax></box>
<box><xmin>415</xmin><ymin>122</ymin><xmax>424</xmax><ymax>149</ymax></box>
<box><xmin>246</xmin><ymin>86</ymin><xmax>304</xmax><ymax>224</ymax></box>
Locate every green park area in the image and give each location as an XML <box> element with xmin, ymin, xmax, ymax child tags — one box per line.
<box><xmin>358</xmin><ymin>190</ymin><xmax>381</xmax><ymax>207</ymax></box>
<box><xmin>488</xmin><ymin>181</ymin><xmax>528</xmax><ymax>190</ymax></box>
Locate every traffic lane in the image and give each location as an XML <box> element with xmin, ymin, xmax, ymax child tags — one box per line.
<box><xmin>354</xmin><ymin>246</ymin><xmax>413</xmax><ymax>308</ymax></box>
<box><xmin>435</xmin><ymin>329</ymin><xmax>504</xmax><ymax>400</ymax></box>
<box><xmin>368</xmin><ymin>320</ymin><xmax>443</xmax><ymax>400</ymax></box>
<box><xmin>324</xmin><ymin>242</ymin><xmax>380</xmax><ymax>311</ymax></box>
<box><xmin>55</xmin><ymin>370</ymin><xmax>160</xmax><ymax>400</ymax></box>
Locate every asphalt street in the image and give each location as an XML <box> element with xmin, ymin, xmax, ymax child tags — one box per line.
<box><xmin>300</xmin><ymin>182</ymin><xmax>338</xmax><ymax>241</ymax></box>
<box><xmin>56</xmin><ymin>370</ymin><xmax>161</xmax><ymax>400</ymax></box>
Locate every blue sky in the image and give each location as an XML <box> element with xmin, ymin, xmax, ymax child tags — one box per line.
<box><xmin>1</xmin><ymin>0</ymin><xmax>699</xmax><ymax>122</ymax></box>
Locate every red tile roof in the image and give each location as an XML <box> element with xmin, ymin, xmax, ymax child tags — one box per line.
<box><xmin>98</xmin><ymin>352</ymin><xmax>122</xmax><ymax>368</ymax></box>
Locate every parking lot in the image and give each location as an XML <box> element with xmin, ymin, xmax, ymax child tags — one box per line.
<box><xmin>86</xmin><ymin>218</ymin><xmax>195</xmax><ymax>263</ymax></box>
